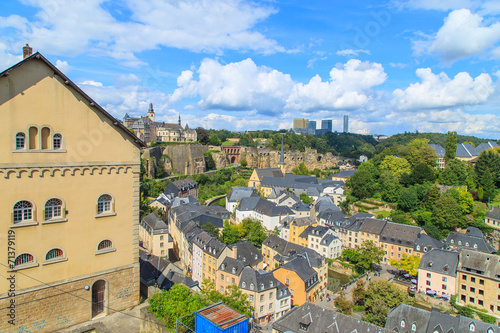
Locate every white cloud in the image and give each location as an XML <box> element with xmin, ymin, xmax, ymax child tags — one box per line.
<box><xmin>170</xmin><ymin>58</ymin><xmax>295</xmax><ymax>114</ymax></box>
<box><xmin>413</xmin><ymin>9</ymin><xmax>500</xmax><ymax>63</ymax></box>
<box><xmin>0</xmin><ymin>0</ymin><xmax>282</xmax><ymax>65</ymax></box>
<box><xmin>336</xmin><ymin>49</ymin><xmax>370</xmax><ymax>57</ymax></box>
<box><xmin>405</xmin><ymin>0</ymin><xmax>477</xmax><ymax>11</ymax></box>
<box><xmin>55</xmin><ymin>59</ymin><xmax>70</xmax><ymax>72</ymax></box>
<box><xmin>285</xmin><ymin>59</ymin><xmax>387</xmax><ymax>111</ymax></box>
<box><xmin>392</xmin><ymin>67</ymin><xmax>495</xmax><ymax>110</ymax></box>
<box><xmin>390</xmin><ymin>62</ymin><xmax>407</xmax><ymax>68</ymax></box>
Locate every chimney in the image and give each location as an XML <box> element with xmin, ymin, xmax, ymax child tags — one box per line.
<box><xmin>23</xmin><ymin>44</ymin><xmax>33</xmax><ymax>59</ymax></box>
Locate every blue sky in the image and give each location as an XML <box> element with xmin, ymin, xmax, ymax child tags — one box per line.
<box><xmin>1</xmin><ymin>0</ymin><xmax>500</xmax><ymax>138</ymax></box>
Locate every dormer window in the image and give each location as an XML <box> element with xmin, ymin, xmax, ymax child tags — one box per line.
<box><xmin>428</xmin><ymin>261</ymin><xmax>433</xmax><ymax>267</ymax></box>
<box><xmin>401</xmin><ymin>320</ymin><xmax>406</xmax><ymax>328</ymax></box>
<box><xmin>299</xmin><ymin>322</ymin><xmax>310</xmax><ymax>332</ymax></box>
<box><xmin>450</xmin><ymin>239</ymin><xmax>454</xmax><ymax>244</ymax></box>
<box><xmin>270</xmin><ymin>281</ymin><xmax>273</xmax><ymax>287</ymax></box>
<box><xmin>473</xmin><ymin>244</ymin><xmax>478</xmax><ymax>249</ymax></box>
<box><xmin>250</xmin><ymin>283</ymin><xmax>254</xmax><ymax>290</ymax></box>
<box><xmin>443</xmin><ymin>265</ymin><xmax>448</xmax><ymax>272</ymax></box>
<box><xmin>469</xmin><ymin>323</ymin><xmax>475</xmax><ymax>332</ymax></box>
<box><xmin>465</xmin><ymin>242</ymin><xmax>469</xmax><ymax>247</ymax></box>
<box><xmin>412</xmin><ymin>324</ymin><xmax>417</xmax><ymax>331</ymax></box>
<box><xmin>458</xmin><ymin>241</ymin><xmax>462</xmax><ymax>246</ymax></box>
<box><xmin>232</xmin><ymin>267</ymin><xmax>236</xmax><ymax>274</ymax></box>
<box><xmin>260</xmin><ymin>283</ymin><xmax>264</xmax><ymax>290</ymax></box>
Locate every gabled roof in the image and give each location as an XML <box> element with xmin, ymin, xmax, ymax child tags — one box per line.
<box><xmin>229</xmin><ymin>240</ymin><xmax>263</xmax><ymax>267</ymax></box>
<box><xmin>358</xmin><ymin>218</ymin><xmax>387</xmax><ymax>235</ymax></box>
<box><xmin>380</xmin><ymin>222</ymin><xmax>422</xmax><ymax>246</ymax></box>
<box><xmin>280</xmin><ymin>254</ymin><xmax>318</xmax><ymax>288</ymax></box>
<box><xmin>458</xmin><ymin>249</ymin><xmax>500</xmax><ymax>279</ymax></box>
<box><xmin>456</xmin><ymin>143</ymin><xmax>478</xmax><ymax>158</ymax></box>
<box><xmin>139</xmin><ymin>249</ymin><xmax>170</xmax><ymax>285</ymax></box>
<box><xmin>414</xmin><ymin>233</ymin><xmax>444</xmax><ymax>251</ymax></box>
<box><xmin>239</xmin><ymin>267</ymin><xmax>278</xmax><ymax>292</ymax></box>
<box><xmin>274</xmin><ymin>303</ymin><xmax>391</xmax><ymax>333</ymax></box>
<box><xmin>218</xmin><ymin>257</ymin><xmax>246</xmax><ymax>276</ymax></box>
<box><xmin>237</xmin><ymin>197</ymin><xmax>294</xmax><ymax>217</ymax></box>
<box><xmin>418</xmin><ymin>249</ymin><xmax>459</xmax><ymax>277</ymax></box>
<box><xmin>226</xmin><ymin>187</ymin><xmax>258</xmax><ymax>203</ymax></box>
<box><xmin>485</xmin><ymin>205</ymin><xmax>500</xmax><ymax>220</ymax></box>
<box><xmin>142</xmin><ymin>212</ymin><xmax>168</xmax><ymax>231</ymax></box>
<box><xmin>1</xmin><ymin>53</ymin><xmax>145</xmax><ymax>148</ymax></box>
<box><xmin>445</xmin><ymin>232</ymin><xmax>495</xmax><ymax>254</ymax></box>
<box><xmin>429</xmin><ymin>144</ymin><xmax>446</xmax><ymax>158</ymax></box>
<box><xmin>254</xmin><ymin>168</ymin><xmax>284</xmax><ymax>181</ymax></box>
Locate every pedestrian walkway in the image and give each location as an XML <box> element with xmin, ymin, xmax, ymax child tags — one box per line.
<box><xmin>58</xmin><ymin>301</ymin><xmax>148</xmax><ymax>333</ymax></box>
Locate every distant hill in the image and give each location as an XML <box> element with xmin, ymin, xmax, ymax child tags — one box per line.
<box><xmin>376</xmin><ymin>132</ymin><xmax>498</xmax><ymax>151</ymax></box>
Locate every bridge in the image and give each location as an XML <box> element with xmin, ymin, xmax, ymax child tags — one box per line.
<box><xmin>205</xmin><ymin>194</ymin><xmax>226</xmax><ymax>206</ymax></box>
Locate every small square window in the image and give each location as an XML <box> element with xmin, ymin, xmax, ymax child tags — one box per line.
<box><xmin>478</xmin><ymin>300</ymin><xmax>483</xmax><ymax>306</ymax></box>
<box><xmin>462</xmin><ymin>285</ymin><xmax>466</xmax><ymax>290</ymax></box>
<box><xmin>469</xmin><ymin>297</ymin><xmax>475</xmax><ymax>303</ymax></box>
<box><xmin>461</xmin><ymin>294</ymin><xmax>466</xmax><ymax>302</ymax></box>
<box><xmin>479</xmin><ymin>290</ymin><xmax>484</xmax><ymax>295</ymax></box>
<box><xmin>479</xmin><ymin>279</ymin><xmax>484</xmax><ymax>285</ymax></box>
<box><xmin>470</xmin><ymin>287</ymin><xmax>475</xmax><ymax>293</ymax></box>
<box><xmin>471</xmin><ymin>277</ymin><xmax>476</xmax><ymax>283</ymax></box>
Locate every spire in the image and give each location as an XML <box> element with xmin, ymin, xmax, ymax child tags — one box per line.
<box><xmin>148</xmin><ymin>103</ymin><xmax>154</xmax><ymax>113</ymax></box>
<box><xmin>147</xmin><ymin>103</ymin><xmax>155</xmax><ymax>122</ymax></box>
<box><xmin>279</xmin><ymin>135</ymin><xmax>285</xmax><ymax>165</ymax></box>
<box><xmin>178</xmin><ymin>114</ymin><xmax>181</xmax><ymax>126</ymax></box>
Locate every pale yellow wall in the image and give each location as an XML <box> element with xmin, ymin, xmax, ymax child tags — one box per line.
<box><xmin>0</xmin><ymin>59</ymin><xmax>140</xmax><ymax>294</ymax></box>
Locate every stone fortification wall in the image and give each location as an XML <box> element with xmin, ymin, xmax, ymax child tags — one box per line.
<box><xmin>163</xmin><ymin>145</ymin><xmax>209</xmax><ymax>175</ymax></box>
<box><xmin>241</xmin><ymin>147</ymin><xmax>338</xmax><ymax>172</ymax></box>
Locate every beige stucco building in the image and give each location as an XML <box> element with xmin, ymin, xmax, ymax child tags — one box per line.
<box><xmin>417</xmin><ymin>249</ymin><xmax>459</xmax><ymax>297</ymax></box>
<box><xmin>0</xmin><ymin>52</ymin><xmax>145</xmax><ymax>332</ymax></box>
<box><xmin>139</xmin><ymin>212</ymin><xmax>173</xmax><ymax>257</ymax></box>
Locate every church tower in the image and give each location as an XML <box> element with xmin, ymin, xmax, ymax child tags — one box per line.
<box><xmin>178</xmin><ymin>114</ymin><xmax>181</xmax><ymax>126</ymax></box>
<box><xmin>147</xmin><ymin>103</ymin><xmax>155</xmax><ymax>122</ymax></box>
<box><xmin>278</xmin><ymin>134</ymin><xmax>286</xmax><ymax>173</ymax></box>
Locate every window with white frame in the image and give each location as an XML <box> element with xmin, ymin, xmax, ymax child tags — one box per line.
<box><xmin>13</xmin><ymin>200</ymin><xmax>33</xmax><ymax>223</ymax></box>
<box><xmin>45</xmin><ymin>198</ymin><xmax>63</xmax><ymax>220</ymax></box>
<box><xmin>97</xmin><ymin>194</ymin><xmax>113</xmax><ymax>214</ymax></box>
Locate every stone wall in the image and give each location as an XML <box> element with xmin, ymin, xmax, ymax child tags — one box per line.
<box><xmin>242</xmin><ymin>147</ymin><xmax>339</xmax><ymax>172</ymax></box>
<box><xmin>140</xmin><ymin>306</ymin><xmax>169</xmax><ymax>333</ymax></box>
<box><xmin>211</xmin><ymin>151</ymin><xmax>230</xmax><ymax>169</ymax></box>
<box><xmin>0</xmin><ymin>264</ymin><xmax>139</xmax><ymax>333</ymax></box>
<box><xmin>486</xmin><ymin>229</ymin><xmax>500</xmax><ymax>252</ymax></box>
<box><xmin>162</xmin><ymin>145</ymin><xmax>209</xmax><ymax>175</ymax></box>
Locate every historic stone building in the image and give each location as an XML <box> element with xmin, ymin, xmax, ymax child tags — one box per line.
<box><xmin>123</xmin><ymin>103</ymin><xmax>197</xmax><ymax>144</ymax></box>
<box><xmin>0</xmin><ymin>51</ymin><xmax>145</xmax><ymax>332</ymax></box>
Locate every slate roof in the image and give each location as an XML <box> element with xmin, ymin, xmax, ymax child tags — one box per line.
<box><xmin>260</xmin><ymin>174</ymin><xmax>334</xmax><ymax>195</ymax></box>
<box><xmin>226</xmin><ymin>187</ymin><xmax>258</xmax><ymax>203</ymax></box>
<box><xmin>456</xmin><ymin>143</ymin><xmax>478</xmax><ymax>158</ymax></box>
<box><xmin>291</xmin><ymin>203</ymin><xmax>310</xmax><ymax>211</ymax></box>
<box><xmin>429</xmin><ymin>144</ymin><xmax>445</xmax><ymax>158</ymax></box>
<box><xmin>300</xmin><ymin>225</ymin><xmax>330</xmax><ymax>239</ymax></box>
<box><xmin>380</xmin><ymin>222</ymin><xmax>422</xmax><ymax>247</ymax></box>
<box><xmin>329</xmin><ymin>170</ymin><xmax>357</xmax><ymax>179</ymax></box>
<box><xmin>170</xmin><ymin>196</ymin><xmax>200</xmax><ymax>208</ymax></box>
<box><xmin>164</xmin><ymin>182</ymin><xmax>180</xmax><ymax>197</ymax></box>
<box><xmin>458</xmin><ymin>249</ymin><xmax>500</xmax><ymax>280</ymax></box>
<box><xmin>254</xmin><ymin>168</ymin><xmax>284</xmax><ymax>181</ymax></box>
<box><xmin>164</xmin><ymin>270</ymin><xmax>199</xmax><ymax>289</ymax></box>
<box><xmin>418</xmin><ymin>249</ymin><xmax>459</xmax><ymax>277</ymax></box>
<box><xmin>280</xmin><ymin>254</ymin><xmax>318</xmax><ymax>290</ymax></box>
<box><xmin>320</xmin><ymin>233</ymin><xmax>338</xmax><ymax>246</ymax></box>
<box><xmin>386</xmin><ymin>304</ymin><xmax>500</xmax><ymax>333</ymax></box>
<box><xmin>171</xmin><ymin>202</ymin><xmax>229</xmax><ymax>230</ymax></box>
<box><xmin>218</xmin><ymin>257</ymin><xmax>246</xmax><ymax>276</ymax></box>
<box><xmin>485</xmin><ymin>205</ymin><xmax>500</xmax><ymax>220</ymax></box>
<box><xmin>237</xmin><ymin>197</ymin><xmax>294</xmax><ymax>217</ymax></box>
<box><xmin>276</xmin><ymin>282</ymin><xmax>291</xmax><ymax>300</ymax></box>
<box><xmin>314</xmin><ymin>196</ymin><xmax>340</xmax><ymax>214</ymax></box>
<box><xmin>277</xmin><ymin>193</ymin><xmax>301</xmax><ymax>206</ymax></box>
<box><xmin>262</xmin><ymin>235</ymin><xmax>325</xmax><ymax>269</ymax></box>
<box><xmin>273</xmin><ymin>303</ymin><xmax>391</xmax><ymax>333</ymax></box>
<box><xmin>414</xmin><ymin>233</ymin><xmax>444</xmax><ymax>252</ymax></box>
<box><xmin>475</xmin><ymin>141</ymin><xmax>498</xmax><ymax>152</ymax></box>
<box><xmin>291</xmin><ymin>216</ymin><xmax>317</xmax><ymax>227</ymax></box>
<box><xmin>317</xmin><ymin>209</ymin><xmax>346</xmax><ymax>228</ymax></box>
<box><xmin>229</xmin><ymin>240</ymin><xmax>263</xmax><ymax>267</ymax></box>
<box><xmin>239</xmin><ymin>267</ymin><xmax>279</xmax><ymax>292</ymax></box>
<box><xmin>139</xmin><ymin>249</ymin><xmax>170</xmax><ymax>285</ymax></box>
<box><xmin>466</xmin><ymin>226</ymin><xmax>484</xmax><ymax>238</ymax></box>
<box><xmin>359</xmin><ymin>218</ymin><xmax>387</xmax><ymax>235</ymax></box>
<box><xmin>164</xmin><ymin>178</ymin><xmax>198</xmax><ymax>197</ymax></box>
<box><xmin>191</xmin><ymin>231</ymin><xmax>227</xmax><ymax>259</ymax></box>
<box><xmin>142</xmin><ymin>212</ymin><xmax>168</xmax><ymax>232</ymax></box>
<box><xmin>445</xmin><ymin>231</ymin><xmax>495</xmax><ymax>254</ymax></box>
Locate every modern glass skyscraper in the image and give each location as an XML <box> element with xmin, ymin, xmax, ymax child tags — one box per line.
<box><xmin>343</xmin><ymin>115</ymin><xmax>349</xmax><ymax>133</ymax></box>
<box><xmin>321</xmin><ymin>119</ymin><xmax>332</xmax><ymax>132</ymax></box>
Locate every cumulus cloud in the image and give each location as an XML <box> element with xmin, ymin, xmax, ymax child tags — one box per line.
<box><xmin>170</xmin><ymin>58</ymin><xmax>295</xmax><ymax>114</ymax></box>
<box><xmin>55</xmin><ymin>60</ymin><xmax>70</xmax><ymax>72</ymax></box>
<box><xmin>0</xmin><ymin>0</ymin><xmax>283</xmax><ymax>66</ymax></box>
<box><xmin>336</xmin><ymin>49</ymin><xmax>370</xmax><ymax>57</ymax></box>
<box><xmin>392</xmin><ymin>68</ymin><xmax>495</xmax><ymax>110</ymax></box>
<box><xmin>285</xmin><ymin>59</ymin><xmax>387</xmax><ymax>111</ymax></box>
<box><xmin>390</xmin><ymin>62</ymin><xmax>407</xmax><ymax>68</ymax></box>
<box><xmin>413</xmin><ymin>9</ymin><xmax>500</xmax><ymax>63</ymax></box>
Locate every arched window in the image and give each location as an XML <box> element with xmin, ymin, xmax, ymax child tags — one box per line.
<box><xmin>250</xmin><ymin>283</ymin><xmax>254</xmax><ymax>290</ymax></box>
<box><xmin>13</xmin><ymin>201</ymin><xmax>33</xmax><ymax>223</ymax></box>
<box><xmin>16</xmin><ymin>132</ymin><xmax>25</xmax><ymax>149</ymax></box>
<box><xmin>45</xmin><ymin>198</ymin><xmax>62</xmax><ymax>220</ymax></box>
<box><xmin>242</xmin><ymin>281</ymin><xmax>246</xmax><ymax>288</ymax></box>
<box><xmin>41</xmin><ymin>127</ymin><xmax>50</xmax><ymax>149</ymax></box>
<box><xmin>46</xmin><ymin>248</ymin><xmax>64</xmax><ymax>260</ymax></box>
<box><xmin>53</xmin><ymin>133</ymin><xmax>62</xmax><ymax>149</ymax></box>
<box><xmin>15</xmin><ymin>253</ymin><xmax>34</xmax><ymax>267</ymax></box>
<box><xmin>450</xmin><ymin>239</ymin><xmax>454</xmax><ymax>244</ymax></box>
<box><xmin>98</xmin><ymin>240</ymin><xmax>112</xmax><ymax>251</ymax></box>
<box><xmin>97</xmin><ymin>194</ymin><xmax>112</xmax><ymax>214</ymax></box>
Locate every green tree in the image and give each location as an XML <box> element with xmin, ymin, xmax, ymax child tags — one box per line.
<box><xmin>149</xmin><ymin>284</ymin><xmax>209</xmax><ymax>329</ymax></box>
<box><xmin>349</xmin><ymin>168</ymin><xmax>376</xmax><ymax>199</ymax></box>
<box><xmin>379</xmin><ymin>155</ymin><xmax>411</xmax><ymax>179</ymax></box>
<box><xmin>475</xmin><ymin>150</ymin><xmax>500</xmax><ymax>189</ymax></box>
<box><xmin>201</xmin><ymin>281</ymin><xmax>252</xmax><ymax>317</ymax></box>
<box><xmin>388</xmin><ymin>255</ymin><xmax>421</xmax><ymax>275</ymax></box>
<box><xmin>478</xmin><ymin>168</ymin><xmax>495</xmax><ymax>203</ymax></box>
<box><xmin>379</xmin><ymin>172</ymin><xmax>402</xmax><ymax>203</ymax></box>
<box><xmin>424</xmin><ymin>185</ymin><xmax>441</xmax><ymax>211</ymax></box>
<box><xmin>363</xmin><ymin>280</ymin><xmax>414</xmax><ymax>326</ymax></box>
<box><xmin>203</xmin><ymin>222</ymin><xmax>221</xmax><ymax>240</ymax></box>
<box><xmin>403</xmin><ymin>138</ymin><xmax>437</xmax><ymax>167</ymax></box>
<box><xmin>196</xmin><ymin>127</ymin><xmax>210</xmax><ymax>144</ymax></box>
<box><xmin>222</xmin><ymin>222</ymin><xmax>242</xmax><ymax>245</ymax></box>
<box><xmin>239</xmin><ymin>154</ymin><xmax>248</xmax><ymax>168</ymax></box>
<box><xmin>445</xmin><ymin>131</ymin><xmax>457</xmax><ymax>163</ymax></box>
<box><xmin>432</xmin><ymin>196</ymin><xmax>464</xmax><ymax>236</ymax></box>
<box><xmin>409</xmin><ymin>163</ymin><xmax>436</xmax><ymax>185</ymax></box>
<box><xmin>241</xmin><ymin>218</ymin><xmax>267</xmax><ymax>248</ymax></box>
<box><xmin>300</xmin><ymin>193</ymin><xmax>312</xmax><ymax>204</ymax></box>
<box><xmin>352</xmin><ymin>279</ymin><xmax>366</xmax><ymax>305</ymax></box>
<box><xmin>334</xmin><ymin>290</ymin><xmax>353</xmax><ymax>315</ymax></box>
<box><xmin>398</xmin><ymin>188</ymin><xmax>419</xmax><ymax>212</ymax></box>
<box><xmin>345</xmin><ymin>241</ymin><xmax>384</xmax><ymax>270</ymax></box>
<box><xmin>208</xmin><ymin>134</ymin><xmax>222</xmax><ymax>146</ymax></box>
<box><xmin>292</xmin><ymin>163</ymin><xmax>309</xmax><ymax>175</ymax></box>
<box><xmin>440</xmin><ymin>159</ymin><xmax>468</xmax><ymax>186</ymax></box>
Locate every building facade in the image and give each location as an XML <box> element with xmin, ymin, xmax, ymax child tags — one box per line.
<box><xmin>0</xmin><ymin>53</ymin><xmax>144</xmax><ymax>332</ymax></box>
